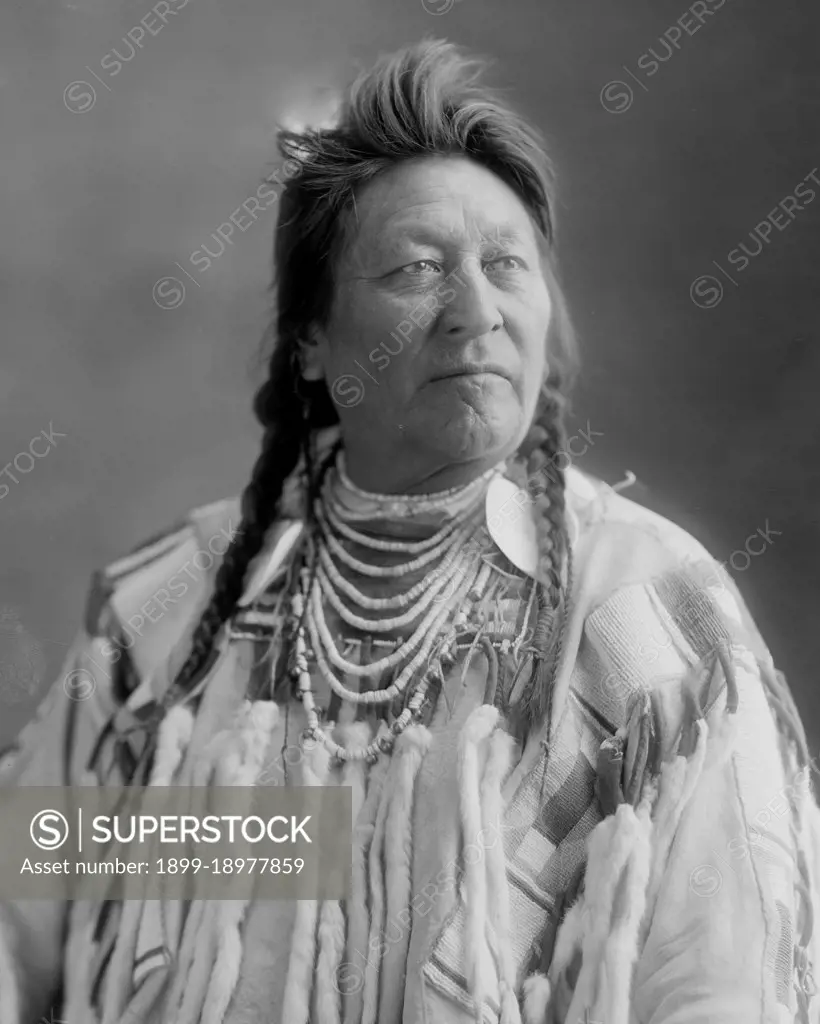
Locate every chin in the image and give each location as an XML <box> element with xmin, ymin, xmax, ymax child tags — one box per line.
<box><xmin>419</xmin><ymin>393</ymin><xmax>523</xmax><ymax>463</ymax></box>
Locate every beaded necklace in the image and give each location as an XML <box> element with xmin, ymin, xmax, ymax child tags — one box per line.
<box><xmin>285</xmin><ymin>452</ymin><xmax>528</xmax><ymax>765</ymax></box>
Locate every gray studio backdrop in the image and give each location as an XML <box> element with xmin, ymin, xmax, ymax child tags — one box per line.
<box><xmin>1</xmin><ymin>0</ymin><xmax>818</xmax><ymax>750</ymax></box>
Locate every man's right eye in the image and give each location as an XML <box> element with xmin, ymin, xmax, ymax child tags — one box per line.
<box><xmin>399</xmin><ymin>260</ymin><xmax>444</xmax><ymax>276</ymax></box>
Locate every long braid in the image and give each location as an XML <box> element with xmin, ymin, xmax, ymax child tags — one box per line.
<box><xmin>510</xmin><ymin>385</ymin><xmax>571</xmax><ymax>736</ymax></box>
<box><xmin>529</xmin><ymin>387</ymin><xmax>569</xmax><ymax>607</ymax></box>
<box><xmin>161</xmin><ymin>341</ymin><xmax>307</xmax><ymax>711</ymax></box>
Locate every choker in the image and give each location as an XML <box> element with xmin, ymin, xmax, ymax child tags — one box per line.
<box><xmin>331</xmin><ymin>449</ymin><xmax>506</xmax><ymax>522</ymax></box>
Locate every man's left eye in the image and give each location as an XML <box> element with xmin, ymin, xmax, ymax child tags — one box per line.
<box><xmin>485</xmin><ymin>256</ymin><xmax>525</xmax><ymax>272</ymax></box>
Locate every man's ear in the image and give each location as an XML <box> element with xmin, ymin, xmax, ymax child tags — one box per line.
<box><xmin>297</xmin><ymin>325</ymin><xmax>326</xmax><ymax>382</ymax></box>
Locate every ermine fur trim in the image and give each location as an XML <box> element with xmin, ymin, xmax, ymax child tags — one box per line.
<box><xmin>482</xmin><ymin>726</ymin><xmax>520</xmax><ymax>1024</ymax></box>
<box><xmin>459</xmin><ymin>704</ymin><xmax>501</xmax><ymax>1023</ymax></box>
<box><xmin>594</xmin><ymin>805</ymin><xmax>653</xmax><ymax>1023</ymax></box>
<box><xmin>343</xmin><ymin>729</ymin><xmax>390</xmax><ymax>1024</ymax></box>
<box><xmin>313</xmin><ymin>722</ymin><xmax>369</xmax><ymax>1024</ymax></box>
<box><xmin>201</xmin><ymin>701</ymin><xmax>280</xmax><ymax>1024</ymax></box>
<box><xmin>281</xmin><ymin>735</ymin><xmax>331</xmax><ymax>1024</ymax></box>
<box><xmin>521</xmin><ymin>973</ymin><xmax>551</xmax><ymax>1024</ymax></box>
<box><xmin>379</xmin><ymin>724</ymin><xmax>433</xmax><ymax>1024</ymax></box>
<box><xmin>361</xmin><ymin>737</ymin><xmax>399</xmax><ymax>1024</ymax></box>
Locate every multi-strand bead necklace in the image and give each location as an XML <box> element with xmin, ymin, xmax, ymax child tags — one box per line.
<box><xmin>285</xmin><ymin>452</ymin><xmax>520</xmax><ymax>765</ymax></box>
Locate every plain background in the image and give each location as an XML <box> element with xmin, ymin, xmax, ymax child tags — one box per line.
<box><xmin>1</xmin><ymin>0</ymin><xmax>818</xmax><ymax>751</ymax></box>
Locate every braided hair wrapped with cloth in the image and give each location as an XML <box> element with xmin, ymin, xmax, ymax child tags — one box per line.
<box><xmin>2</xmin><ymin>36</ymin><xmax>820</xmax><ymax>1024</ymax></box>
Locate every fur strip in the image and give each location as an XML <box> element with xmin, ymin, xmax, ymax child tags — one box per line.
<box><xmin>598</xmin><ymin>804</ymin><xmax>653</xmax><ymax>1024</ymax></box>
<box><xmin>162</xmin><ymin>898</ymin><xmax>206</xmax><ymax>1023</ymax></box>
<box><xmin>150</xmin><ymin>706</ymin><xmax>196</xmax><ymax>970</ymax></box>
<box><xmin>149</xmin><ymin>704</ymin><xmax>196</xmax><ymax>785</ymax></box>
<box><xmin>379</xmin><ymin>724</ymin><xmax>433</xmax><ymax>1024</ymax></box>
<box><xmin>310</xmin><ymin>722</ymin><xmax>370</xmax><ymax>1024</ymax></box>
<box><xmin>200</xmin><ymin>902</ymin><xmax>246</xmax><ymax>1024</ymax></box>
<box><xmin>178</xmin><ymin>705</ymin><xmax>269</xmax><ymax>1024</ymax></box>
<box><xmin>564</xmin><ymin>802</ymin><xmax>653</xmax><ymax>1024</ymax></box>
<box><xmin>521</xmin><ymin>973</ymin><xmax>551</xmax><ymax>1024</ymax></box>
<box><xmin>343</xmin><ymin>727</ymin><xmax>391</xmax><ymax>1024</ymax></box>
<box><xmin>313</xmin><ymin>899</ymin><xmax>346</xmax><ymax>1024</ymax></box>
<box><xmin>361</xmin><ymin>733</ymin><xmax>399</xmax><ymax>1024</ymax></box>
<box><xmin>163</xmin><ymin>704</ymin><xmax>258</xmax><ymax>1023</ymax></box>
<box><xmin>459</xmin><ymin>704</ymin><xmax>501</xmax><ymax>1023</ymax></box>
<box><xmin>547</xmin><ymin>898</ymin><xmax>585</xmax><ymax>986</ymax></box>
<box><xmin>482</xmin><ymin>726</ymin><xmax>520</xmax><ymax>1024</ymax></box>
<box><xmin>175</xmin><ymin>901</ymin><xmax>219</xmax><ymax>1024</ymax></box>
<box><xmin>280</xmin><ymin>734</ymin><xmax>331</xmax><ymax>1024</ymax></box>
<box><xmin>200</xmin><ymin>701</ymin><xmax>280</xmax><ymax>1024</ymax></box>
<box><xmin>563</xmin><ymin>808</ymin><xmax>640</xmax><ymax>1022</ymax></box>
<box><xmin>99</xmin><ymin>898</ymin><xmax>146</xmax><ymax>1024</ymax></box>
<box><xmin>311</xmin><ymin>723</ymin><xmax>366</xmax><ymax>1024</ymax></box>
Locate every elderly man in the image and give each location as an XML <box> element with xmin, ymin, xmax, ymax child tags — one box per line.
<box><xmin>2</xmin><ymin>37</ymin><xmax>819</xmax><ymax>1024</ymax></box>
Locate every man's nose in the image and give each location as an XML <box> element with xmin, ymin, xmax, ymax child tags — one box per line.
<box><xmin>439</xmin><ymin>262</ymin><xmax>503</xmax><ymax>340</ymax></box>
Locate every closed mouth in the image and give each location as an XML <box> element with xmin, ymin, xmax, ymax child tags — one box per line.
<box><xmin>431</xmin><ymin>366</ymin><xmax>510</xmax><ymax>382</ymax></box>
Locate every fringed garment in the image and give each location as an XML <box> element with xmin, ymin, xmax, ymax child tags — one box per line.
<box><xmin>2</xmin><ymin>466</ymin><xmax>819</xmax><ymax>1024</ymax></box>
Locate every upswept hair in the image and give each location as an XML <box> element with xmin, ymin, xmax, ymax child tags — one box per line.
<box><xmin>163</xmin><ymin>37</ymin><xmax>579</xmax><ymax>729</ymax></box>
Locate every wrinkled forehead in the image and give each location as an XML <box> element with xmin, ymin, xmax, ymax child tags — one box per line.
<box><xmin>335</xmin><ymin>154</ymin><xmax>547</xmax><ymax>270</ymax></box>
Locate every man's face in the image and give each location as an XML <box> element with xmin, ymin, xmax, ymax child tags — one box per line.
<box><xmin>301</xmin><ymin>154</ymin><xmax>553</xmax><ymax>491</ymax></box>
